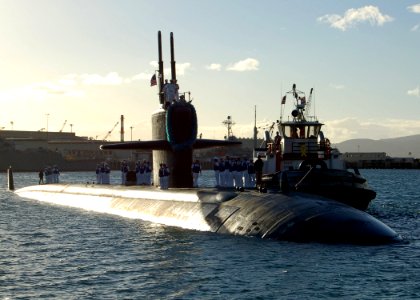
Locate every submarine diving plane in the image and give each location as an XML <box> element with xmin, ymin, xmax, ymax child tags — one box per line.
<box><xmin>15</xmin><ymin>31</ymin><xmax>401</xmax><ymax>245</ymax></box>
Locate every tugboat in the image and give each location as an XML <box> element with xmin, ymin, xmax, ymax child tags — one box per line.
<box><xmin>255</xmin><ymin>84</ymin><xmax>376</xmax><ymax>211</ymax></box>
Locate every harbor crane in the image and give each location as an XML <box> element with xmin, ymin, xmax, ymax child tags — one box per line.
<box><xmin>103</xmin><ymin>122</ymin><xmax>119</xmax><ymax>141</ymax></box>
<box><xmin>59</xmin><ymin>120</ymin><xmax>67</xmax><ymax>132</ymax></box>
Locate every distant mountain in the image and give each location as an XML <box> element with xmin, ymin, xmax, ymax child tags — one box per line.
<box><xmin>333</xmin><ymin>135</ymin><xmax>420</xmax><ymax>158</ymax></box>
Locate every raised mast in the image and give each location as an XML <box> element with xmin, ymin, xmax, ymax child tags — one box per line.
<box><xmin>170</xmin><ymin>32</ymin><xmax>177</xmax><ymax>82</ymax></box>
<box><xmin>253</xmin><ymin>105</ymin><xmax>258</xmax><ymax>149</ymax></box>
<box><xmin>158</xmin><ymin>31</ymin><xmax>164</xmax><ymax>105</ymax></box>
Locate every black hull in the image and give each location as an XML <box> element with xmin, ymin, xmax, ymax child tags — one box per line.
<box><xmin>15</xmin><ymin>184</ymin><xmax>399</xmax><ymax>245</ymax></box>
<box><xmin>262</xmin><ymin>169</ymin><xmax>376</xmax><ymax>211</ymax></box>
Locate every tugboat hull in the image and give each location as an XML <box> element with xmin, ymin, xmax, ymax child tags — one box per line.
<box><xmin>263</xmin><ymin>169</ymin><xmax>376</xmax><ymax>211</ymax></box>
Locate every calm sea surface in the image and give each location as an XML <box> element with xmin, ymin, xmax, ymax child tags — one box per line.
<box><xmin>1</xmin><ymin>169</ymin><xmax>419</xmax><ymax>299</ymax></box>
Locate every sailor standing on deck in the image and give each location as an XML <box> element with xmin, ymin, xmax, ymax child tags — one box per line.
<box><xmin>45</xmin><ymin>166</ymin><xmax>52</xmax><ymax>184</ymax></box>
<box><xmin>38</xmin><ymin>169</ymin><xmax>44</xmax><ymax>185</ymax></box>
<box><xmin>121</xmin><ymin>161</ymin><xmax>129</xmax><ymax>185</ymax></box>
<box><xmin>163</xmin><ymin>79</ymin><xmax>180</xmax><ymax>108</ymax></box>
<box><xmin>164</xmin><ymin>164</ymin><xmax>170</xmax><ymax>189</ymax></box>
<box><xmin>96</xmin><ymin>164</ymin><xmax>101</xmax><ymax>184</ymax></box>
<box><xmin>254</xmin><ymin>155</ymin><xmax>264</xmax><ymax>189</ymax></box>
<box><xmin>159</xmin><ymin>163</ymin><xmax>170</xmax><ymax>189</ymax></box>
<box><xmin>238</xmin><ymin>158</ymin><xmax>247</xmax><ymax>188</ymax></box>
<box><xmin>162</xmin><ymin>79</ymin><xmax>169</xmax><ymax>108</ymax></box>
<box><xmin>230</xmin><ymin>158</ymin><xmax>236</xmax><ymax>187</ymax></box>
<box><xmin>159</xmin><ymin>163</ymin><xmax>165</xmax><ymax>189</ymax></box>
<box><xmin>53</xmin><ymin>166</ymin><xmax>60</xmax><ymax>183</ymax></box>
<box><xmin>99</xmin><ymin>163</ymin><xmax>106</xmax><ymax>184</ymax></box>
<box><xmin>135</xmin><ymin>161</ymin><xmax>140</xmax><ymax>185</ymax></box>
<box><xmin>224</xmin><ymin>156</ymin><xmax>232</xmax><ymax>187</ymax></box>
<box><xmin>213</xmin><ymin>158</ymin><xmax>220</xmax><ymax>187</ymax></box>
<box><xmin>103</xmin><ymin>163</ymin><xmax>111</xmax><ymax>184</ymax></box>
<box><xmin>191</xmin><ymin>159</ymin><xmax>202</xmax><ymax>188</ymax></box>
<box><xmin>136</xmin><ymin>161</ymin><xmax>145</xmax><ymax>185</ymax></box>
<box><xmin>246</xmin><ymin>159</ymin><xmax>255</xmax><ymax>188</ymax></box>
<box><xmin>274</xmin><ymin>131</ymin><xmax>281</xmax><ymax>151</ymax></box>
<box><xmin>218</xmin><ymin>158</ymin><xmax>226</xmax><ymax>187</ymax></box>
<box><xmin>145</xmin><ymin>160</ymin><xmax>152</xmax><ymax>185</ymax></box>
<box><xmin>233</xmin><ymin>158</ymin><xmax>240</xmax><ymax>188</ymax></box>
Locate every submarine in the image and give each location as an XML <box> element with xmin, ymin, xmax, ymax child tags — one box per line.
<box><xmin>15</xmin><ymin>31</ymin><xmax>401</xmax><ymax>245</ymax></box>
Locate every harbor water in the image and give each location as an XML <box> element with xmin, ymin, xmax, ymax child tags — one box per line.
<box><xmin>1</xmin><ymin>169</ymin><xmax>419</xmax><ymax>299</ymax></box>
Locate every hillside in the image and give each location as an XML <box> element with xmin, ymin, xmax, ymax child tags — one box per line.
<box><xmin>333</xmin><ymin>135</ymin><xmax>420</xmax><ymax>158</ymax></box>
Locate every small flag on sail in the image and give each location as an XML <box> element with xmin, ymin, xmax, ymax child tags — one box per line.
<box><xmin>150</xmin><ymin>74</ymin><xmax>157</xmax><ymax>86</ymax></box>
<box><xmin>281</xmin><ymin>95</ymin><xmax>286</xmax><ymax>105</ymax></box>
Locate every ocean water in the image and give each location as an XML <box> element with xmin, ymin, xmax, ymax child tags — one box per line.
<box><xmin>0</xmin><ymin>169</ymin><xmax>419</xmax><ymax>299</ymax></box>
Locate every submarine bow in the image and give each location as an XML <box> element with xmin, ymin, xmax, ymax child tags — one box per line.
<box><xmin>15</xmin><ymin>184</ymin><xmax>401</xmax><ymax>245</ymax></box>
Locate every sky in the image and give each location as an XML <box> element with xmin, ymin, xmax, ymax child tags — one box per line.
<box><xmin>1</xmin><ymin>0</ymin><xmax>420</xmax><ymax>144</ymax></box>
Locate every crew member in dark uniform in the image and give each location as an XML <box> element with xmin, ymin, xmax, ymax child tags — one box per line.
<box><xmin>213</xmin><ymin>158</ymin><xmax>220</xmax><ymax>187</ymax></box>
<box><xmin>254</xmin><ymin>155</ymin><xmax>264</xmax><ymax>189</ymax></box>
<box><xmin>38</xmin><ymin>169</ymin><xmax>44</xmax><ymax>184</ymax></box>
<box><xmin>274</xmin><ymin>131</ymin><xmax>281</xmax><ymax>150</ymax></box>
<box><xmin>191</xmin><ymin>159</ymin><xmax>202</xmax><ymax>188</ymax></box>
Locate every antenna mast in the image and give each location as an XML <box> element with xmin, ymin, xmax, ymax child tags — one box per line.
<box><xmin>253</xmin><ymin>106</ymin><xmax>258</xmax><ymax>148</ymax></box>
<box><xmin>158</xmin><ymin>31</ymin><xmax>164</xmax><ymax>105</ymax></box>
<box><xmin>222</xmin><ymin>116</ymin><xmax>235</xmax><ymax>140</ymax></box>
<box><xmin>304</xmin><ymin>88</ymin><xmax>314</xmax><ymax>120</ymax></box>
<box><xmin>170</xmin><ymin>32</ymin><xmax>176</xmax><ymax>82</ymax></box>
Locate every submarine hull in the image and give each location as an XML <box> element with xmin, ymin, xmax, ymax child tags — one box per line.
<box><xmin>15</xmin><ymin>184</ymin><xmax>401</xmax><ymax>245</ymax></box>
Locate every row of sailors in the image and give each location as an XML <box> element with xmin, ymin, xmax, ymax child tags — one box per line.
<box><xmin>158</xmin><ymin>163</ymin><xmax>170</xmax><ymax>189</ymax></box>
<box><xmin>120</xmin><ymin>160</ymin><xmax>153</xmax><ymax>185</ymax></box>
<box><xmin>39</xmin><ymin>166</ymin><xmax>60</xmax><ymax>184</ymax></box>
<box><xmin>95</xmin><ymin>162</ymin><xmax>111</xmax><ymax>184</ymax></box>
<box><xmin>212</xmin><ymin>157</ymin><xmax>256</xmax><ymax>188</ymax></box>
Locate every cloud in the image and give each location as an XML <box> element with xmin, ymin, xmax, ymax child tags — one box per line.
<box><xmin>175</xmin><ymin>63</ymin><xmax>192</xmax><ymax>76</ymax></box>
<box><xmin>322</xmin><ymin>117</ymin><xmax>420</xmax><ymax>143</ymax></box>
<box><xmin>63</xmin><ymin>67</ymin><xmax>192</xmax><ymax>87</ymax></box>
<box><xmin>141</xmin><ymin>61</ymin><xmax>192</xmax><ymax>77</ymax></box>
<box><xmin>329</xmin><ymin>83</ymin><xmax>345</xmax><ymax>90</ymax></box>
<box><xmin>0</xmin><ymin>64</ymin><xmax>195</xmax><ymax>104</ymax></box>
<box><xmin>318</xmin><ymin>6</ymin><xmax>393</xmax><ymax>31</ymax></box>
<box><xmin>130</xmin><ymin>72</ymin><xmax>153</xmax><ymax>81</ymax></box>
<box><xmin>411</xmin><ymin>24</ymin><xmax>420</xmax><ymax>31</ymax></box>
<box><xmin>206</xmin><ymin>63</ymin><xmax>222</xmax><ymax>71</ymax></box>
<box><xmin>407</xmin><ymin>4</ymin><xmax>420</xmax><ymax>13</ymax></box>
<box><xmin>80</xmin><ymin>72</ymin><xmax>124</xmax><ymax>85</ymax></box>
<box><xmin>407</xmin><ymin>86</ymin><xmax>420</xmax><ymax>97</ymax></box>
<box><xmin>0</xmin><ymin>80</ymin><xmax>85</xmax><ymax>103</ymax></box>
<box><xmin>34</xmin><ymin>82</ymin><xmax>85</xmax><ymax>97</ymax></box>
<box><xmin>226</xmin><ymin>58</ymin><xmax>259</xmax><ymax>71</ymax></box>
